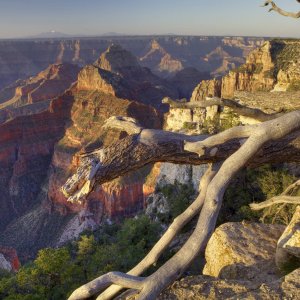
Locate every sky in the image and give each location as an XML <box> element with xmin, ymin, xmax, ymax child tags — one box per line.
<box><xmin>0</xmin><ymin>0</ymin><xmax>299</xmax><ymax>38</ymax></box>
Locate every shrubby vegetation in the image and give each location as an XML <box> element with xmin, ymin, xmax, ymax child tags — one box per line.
<box><xmin>218</xmin><ymin>164</ymin><xmax>296</xmax><ymax>225</ymax></box>
<box><xmin>156</xmin><ymin>181</ymin><xmax>196</xmax><ymax>223</ymax></box>
<box><xmin>0</xmin><ymin>216</ymin><xmax>161</xmax><ymax>300</ymax></box>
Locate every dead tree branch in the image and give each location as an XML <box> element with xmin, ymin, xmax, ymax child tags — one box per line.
<box><xmin>162</xmin><ymin>96</ymin><xmax>283</xmax><ymax>122</ymax></box>
<box><xmin>98</xmin><ymin>163</ymin><xmax>220</xmax><ymax>300</ymax></box>
<box><xmin>262</xmin><ymin>1</ymin><xmax>300</xmax><ymax>18</ymax></box>
<box><xmin>65</xmin><ymin>111</ymin><xmax>300</xmax><ymax>300</ymax></box>
<box><xmin>62</xmin><ymin>116</ymin><xmax>300</xmax><ymax>204</ymax></box>
<box><xmin>250</xmin><ymin>179</ymin><xmax>300</xmax><ymax>210</ymax></box>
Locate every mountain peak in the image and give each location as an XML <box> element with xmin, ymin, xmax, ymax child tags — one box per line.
<box><xmin>94</xmin><ymin>44</ymin><xmax>139</xmax><ymax>73</ymax></box>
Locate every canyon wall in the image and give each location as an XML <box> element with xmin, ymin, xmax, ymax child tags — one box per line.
<box><xmin>1</xmin><ymin>38</ymin><xmax>299</xmax><ymax>260</ymax></box>
<box><xmin>0</xmin><ymin>36</ymin><xmax>266</xmax><ymax>90</ymax></box>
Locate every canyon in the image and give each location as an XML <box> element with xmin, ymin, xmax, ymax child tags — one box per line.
<box><xmin>0</xmin><ymin>36</ymin><xmax>299</xmax><ymax>263</ymax></box>
<box><xmin>0</xmin><ymin>36</ymin><xmax>266</xmax><ymax>91</ymax></box>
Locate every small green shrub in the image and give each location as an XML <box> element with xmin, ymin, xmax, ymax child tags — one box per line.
<box><xmin>157</xmin><ymin>181</ymin><xmax>196</xmax><ymax>222</ymax></box>
<box><xmin>218</xmin><ymin>165</ymin><xmax>296</xmax><ymax>225</ymax></box>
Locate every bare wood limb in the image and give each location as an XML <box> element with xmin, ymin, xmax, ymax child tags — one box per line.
<box><xmin>250</xmin><ymin>179</ymin><xmax>300</xmax><ymax>210</ymax></box>
<box><xmin>62</xmin><ymin>117</ymin><xmax>300</xmax><ymax>204</ymax></box>
<box><xmin>262</xmin><ymin>1</ymin><xmax>300</xmax><ymax>18</ymax></box>
<box><xmin>102</xmin><ymin>116</ymin><xmax>143</xmax><ymax>135</ymax></box>
<box><xmin>68</xmin><ymin>272</ymin><xmax>145</xmax><ymax>300</ymax></box>
<box><xmin>67</xmin><ymin>111</ymin><xmax>300</xmax><ymax>300</ymax></box>
<box><xmin>162</xmin><ymin>96</ymin><xmax>283</xmax><ymax>121</ymax></box>
<box><xmin>250</xmin><ymin>196</ymin><xmax>300</xmax><ymax>211</ymax></box>
<box><xmin>134</xmin><ymin>110</ymin><xmax>300</xmax><ymax>300</ymax></box>
<box><xmin>97</xmin><ymin>163</ymin><xmax>220</xmax><ymax>300</ymax></box>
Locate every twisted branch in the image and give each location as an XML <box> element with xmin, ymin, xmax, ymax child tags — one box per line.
<box><xmin>66</xmin><ymin>111</ymin><xmax>300</xmax><ymax>300</ymax></box>
<box><xmin>162</xmin><ymin>96</ymin><xmax>283</xmax><ymax>122</ymax></box>
<box><xmin>262</xmin><ymin>1</ymin><xmax>300</xmax><ymax>18</ymax></box>
<box><xmin>250</xmin><ymin>179</ymin><xmax>300</xmax><ymax>210</ymax></box>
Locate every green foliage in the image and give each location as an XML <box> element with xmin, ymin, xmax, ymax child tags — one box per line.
<box><xmin>271</xmin><ymin>41</ymin><xmax>300</xmax><ymax>74</ymax></box>
<box><xmin>200</xmin><ymin>116</ymin><xmax>220</xmax><ymax>134</ymax></box>
<box><xmin>157</xmin><ymin>181</ymin><xmax>196</xmax><ymax>223</ymax></box>
<box><xmin>287</xmin><ymin>80</ymin><xmax>300</xmax><ymax>91</ymax></box>
<box><xmin>0</xmin><ymin>216</ymin><xmax>161</xmax><ymax>300</ymax></box>
<box><xmin>219</xmin><ymin>111</ymin><xmax>241</xmax><ymax>131</ymax></box>
<box><xmin>182</xmin><ymin>122</ymin><xmax>197</xmax><ymax>130</ymax></box>
<box><xmin>218</xmin><ymin>165</ymin><xmax>296</xmax><ymax>225</ymax></box>
<box><xmin>200</xmin><ymin>112</ymin><xmax>241</xmax><ymax>134</ymax></box>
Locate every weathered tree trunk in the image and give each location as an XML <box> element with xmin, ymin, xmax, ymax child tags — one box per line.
<box><xmin>66</xmin><ymin>111</ymin><xmax>300</xmax><ymax>300</ymax></box>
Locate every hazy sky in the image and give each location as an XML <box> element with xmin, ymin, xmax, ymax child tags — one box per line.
<box><xmin>0</xmin><ymin>0</ymin><xmax>299</xmax><ymax>38</ymax></box>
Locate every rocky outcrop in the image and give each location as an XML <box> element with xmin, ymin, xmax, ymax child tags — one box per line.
<box><xmin>0</xmin><ymin>63</ymin><xmax>80</xmax><ymax>124</ymax></box>
<box><xmin>190</xmin><ymin>78</ymin><xmax>222</xmax><ymax>101</ymax></box>
<box><xmin>77</xmin><ymin>45</ymin><xmax>178</xmax><ymax>109</ymax></box>
<box><xmin>94</xmin><ymin>44</ymin><xmax>140</xmax><ymax>72</ymax></box>
<box><xmin>189</xmin><ymin>40</ymin><xmax>300</xmax><ymax>106</ymax></box>
<box><xmin>0</xmin><ymin>254</ymin><xmax>11</xmax><ymax>271</ymax></box>
<box><xmin>0</xmin><ymin>247</ymin><xmax>20</xmax><ymax>271</ymax></box>
<box><xmin>157</xmin><ymin>221</ymin><xmax>299</xmax><ymax>300</ymax></box>
<box><xmin>158</xmin><ymin>268</ymin><xmax>300</xmax><ymax>300</ymax></box>
<box><xmin>221</xmin><ymin>41</ymin><xmax>276</xmax><ymax>98</ymax></box>
<box><xmin>203</xmin><ymin>222</ymin><xmax>285</xmax><ymax>282</ymax></box>
<box><xmin>221</xmin><ymin>40</ymin><xmax>300</xmax><ymax>98</ymax></box>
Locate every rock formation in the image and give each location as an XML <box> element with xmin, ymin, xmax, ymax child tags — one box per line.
<box><xmin>0</xmin><ymin>36</ymin><xmax>266</xmax><ymax>90</ymax></box>
<box><xmin>221</xmin><ymin>40</ymin><xmax>300</xmax><ymax>98</ymax></box>
<box><xmin>158</xmin><ymin>268</ymin><xmax>300</xmax><ymax>300</ymax></box>
<box><xmin>0</xmin><ymin>63</ymin><xmax>80</xmax><ymax>124</ymax></box>
<box><xmin>157</xmin><ymin>220</ymin><xmax>300</xmax><ymax>299</ymax></box>
<box><xmin>203</xmin><ymin>222</ymin><xmax>284</xmax><ymax>281</ymax></box>
<box><xmin>0</xmin><ymin>247</ymin><xmax>20</xmax><ymax>272</ymax></box>
<box><xmin>77</xmin><ymin>44</ymin><xmax>178</xmax><ymax>109</ymax></box>
<box><xmin>0</xmin><ymin>93</ymin><xmax>73</xmax><ymax>231</ymax></box>
<box><xmin>191</xmin><ymin>78</ymin><xmax>222</xmax><ymax>101</ymax></box>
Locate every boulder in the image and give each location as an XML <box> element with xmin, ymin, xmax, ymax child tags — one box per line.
<box><xmin>203</xmin><ymin>222</ymin><xmax>285</xmax><ymax>282</ymax></box>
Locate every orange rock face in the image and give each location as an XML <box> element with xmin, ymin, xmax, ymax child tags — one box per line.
<box><xmin>221</xmin><ymin>41</ymin><xmax>276</xmax><ymax>98</ymax></box>
<box><xmin>0</xmin><ymin>246</ymin><xmax>20</xmax><ymax>271</ymax></box>
<box><xmin>191</xmin><ymin>78</ymin><xmax>222</xmax><ymax>101</ymax></box>
<box><xmin>0</xmin><ymin>93</ymin><xmax>73</xmax><ymax>230</ymax></box>
<box><xmin>76</xmin><ymin>44</ymin><xmax>178</xmax><ymax>109</ymax></box>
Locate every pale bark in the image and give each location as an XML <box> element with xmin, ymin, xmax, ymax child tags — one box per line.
<box><xmin>98</xmin><ymin>163</ymin><xmax>220</xmax><ymax>300</ymax></box>
<box><xmin>262</xmin><ymin>1</ymin><xmax>300</xmax><ymax>18</ymax></box>
<box><xmin>66</xmin><ymin>111</ymin><xmax>300</xmax><ymax>300</ymax></box>
<box><xmin>276</xmin><ymin>206</ymin><xmax>300</xmax><ymax>272</ymax></box>
<box><xmin>250</xmin><ymin>179</ymin><xmax>300</xmax><ymax>210</ymax></box>
<box><xmin>62</xmin><ymin>123</ymin><xmax>300</xmax><ymax>204</ymax></box>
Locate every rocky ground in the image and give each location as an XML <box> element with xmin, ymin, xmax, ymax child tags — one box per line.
<box><xmin>122</xmin><ymin>221</ymin><xmax>300</xmax><ymax>300</ymax></box>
